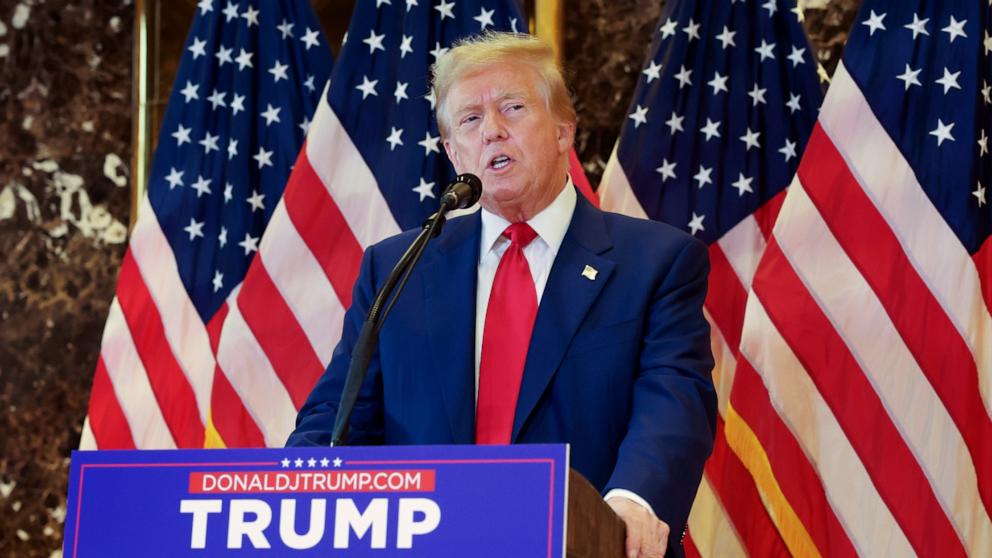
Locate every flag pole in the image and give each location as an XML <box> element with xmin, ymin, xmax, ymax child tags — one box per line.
<box><xmin>534</xmin><ymin>0</ymin><xmax>564</xmax><ymax>62</ymax></box>
<box><xmin>130</xmin><ymin>0</ymin><xmax>152</xmax><ymax>226</ymax></box>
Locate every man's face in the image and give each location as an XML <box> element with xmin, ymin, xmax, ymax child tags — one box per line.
<box><xmin>442</xmin><ymin>61</ymin><xmax>574</xmax><ymax>221</ymax></box>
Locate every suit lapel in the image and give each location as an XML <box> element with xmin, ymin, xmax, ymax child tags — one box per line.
<box><xmin>420</xmin><ymin>212</ymin><xmax>481</xmax><ymax>444</ymax></box>
<box><xmin>512</xmin><ymin>196</ymin><xmax>616</xmax><ymax>441</ymax></box>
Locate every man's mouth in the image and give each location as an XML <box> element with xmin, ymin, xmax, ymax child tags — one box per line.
<box><xmin>489</xmin><ymin>155</ymin><xmax>511</xmax><ymax>170</ymax></box>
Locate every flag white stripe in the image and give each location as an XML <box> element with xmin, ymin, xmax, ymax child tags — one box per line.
<box><xmin>704</xmin><ymin>307</ymin><xmax>736</xmax><ymax>420</ymax></box>
<box><xmin>259</xmin><ymin>200</ymin><xmax>345</xmax><ymax>368</ymax></box>
<box><xmin>778</xmin><ymin>181</ymin><xmax>992</xmax><ymax>554</ymax></box>
<box><xmin>79</xmin><ymin>416</ymin><xmax>97</xmax><ymax>450</ymax></box>
<box><xmin>716</xmin><ymin>215</ymin><xmax>766</xmax><ymax>291</ymax></box>
<box><xmin>599</xmin><ymin>145</ymin><xmax>650</xmax><ymax>219</ymax></box>
<box><xmin>99</xmin><ymin>298</ymin><xmax>177</xmax><ymax>449</ymax></box>
<box><xmin>740</xmin><ymin>295</ymin><xmax>912</xmax><ymax>558</ymax></box>
<box><xmin>215</xmin><ymin>289</ymin><xmax>300</xmax><ymax>447</ymax></box>
<box><xmin>129</xmin><ymin>195</ymin><xmax>215</xmax><ymax>422</ymax></box>
<box><xmin>688</xmin><ymin>474</ymin><xmax>747</xmax><ymax>558</ymax></box>
<box><xmin>819</xmin><ymin>64</ymin><xmax>992</xmax><ymax>412</ymax></box>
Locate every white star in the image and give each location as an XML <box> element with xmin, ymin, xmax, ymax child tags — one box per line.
<box><xmin>430</xmin><ymin>42</ymin><xmax>449</xmax><ymax>61</ymax></box>
<box><xmin>659</xmin><ymin>19</ymin><xmax>678</xmax><ymax>39</ymax></box>
<box><xmin>230</xmin><ymin>93</ymin><xmax>245</xmax><ymax>115</ymax></box>
<box><xmin>761</xmin><ymin>0</ymin><xmax>777</xmax><ymax>16</ymax></box>
<box><xmin>227</xmin><ymin>138</ymin><xmax>238</xmax><ymax>160</ymax></box>
<box><xmin>942</xmin><ymin>16</ymin><xmax>967</xmax><ymax>43</ymax></box>
<box><xmin>333</xmin><ymin>457</ymin><xmax>343</xmax><ymax>467</ymax></box>
<box><xmin>198</xmin><ymin>132</ymin><xmax>219</xmax><ymax>154</ymax></box>
<box><xmin>978</xmin><ymin>129</ymin><xmax>989</xmax><ymax>156</ymax></box>
<box><xmin>191</xmin><ymin>175</ymin><xmax>212</xmax><ymax>197</ymax></box>
<box><xmin>207</xmin><ymin>89</ymin><xmax>226</xmax><ymax>110</ymax></box>
<box><xmin>983</xmin><ymin>81</ymin><xmax>992</xmax><ymax>105</ymax></box>
<box><xmin>418</xmin><ymin>131</ymin><xmax>441</xmax><ymax>155</ymax></box>
<box><xmin>405</xmin><ymin>0</ymin><xmax>418</xmax><ymax>11</ymax></box>
<box><xmin>683</xmin><ymin>19</ymin><xmax>701</xmax><ymax>41</ymax></box>
<box><xmin>732</xmin><ymin>173</ymin><xmax>754</xmax><ymax>196</ymax></box>
<box><xmin>307</xmin><ymin>457</ymin><xmax>317</xmax><ymax>467</ymax></box>
<box><xmin>693</xmin><ymin>165</ymin><xmax>713</xmax><ymax>188</ymax></box>
<box><xmin>219</xmin><ymin>226</ymin><xmax>227</xmax><ymax>246</ymax></box>
<box><xmin>235</xmin><ymin>48</ymin><xmax>253</xmax><ymax>70</ymax></box>
<box><xmin>215</xmin><ymin>45</ymin><xmax>233</xmax><ymax>66</ymax></box>
<box><xmin>261</xmin><ymin>103</ymin><xmax>281</xmax><ymax>125</ymax></box>
<box><xmin>188</xmin><ymin>37</ymin><xmax>207</xmax><ymax>59</ymax></box>
<box><xmin>935</xmin><ymin>67</ymin><xmax>961</xmax><ymax>94</ymax></box>
<box><xmin>269</xmin><ymin>60</ymin><xmax>289</xmax><ymax>83</ymax></box>
<box><xmin>241</xmin><ymin>5</ymin><xmax>259</xmax><ymax>27</ymax></box>
<box><xmin>791</xmin><ymin>4</ymin><xmax>804</xmax><ymax>22</ymax></box>
<box><xmin>779</xmin><ymin>139</ymin><xmax>798</xmax><ymax>162</ymax></box>
<box><xmin>748</xmin><ymin>83</ymin><xmax>768</xmax><ymax>106</ymax></box>
<box><xmin>319</xmin><ymin>457</ymin><xmax>330</xmax><ymax>467</ymax></box>
<box><xmin>628</xmin><ymin>104</ymin><xmax>649</xmax><ymax>128</ymax></box>
<box><xmin>862</xmin><ymin>10</ymin><xmax>887</xmax><ymax>36</ymax></box>
<box><xmin>434</xmin><ymin>0</ymin><xmax>455</xmax><ymax>20</ymax></box>
<box><xmin>716</xmin><ymin>26</ymin><xmax>736</xmax><ymax>49</ymax></box>
<box><xmin>413</xmin><ymin>178</ymin><xmax>435</xmax><ymax>201</ymax></box>
<box><xmin>426</xmin><ymin>88</ymin><xmax>437</xmax><ymax>109</ymax></box>
<box><xmin>655</xmin><ymin>159</ymin><xmax>676</xmax><ymax>182</ymax></box>
<box><xmin>294</xmin><ymin>458</ymin><xmax>303</xmax><ymax>468</ymax></box>
<box><xmin>184</xmin><ymin>218</ymin><xmax>204</xmax><ymax>241</ymax></box>
<box><xmin>510</xmin><ymin>17</ymin><xmax>519</xmax><ymax>32</ymax></box>
<box><xmin>642</xmin><ymin>61</ymin><xmax>662</xmax><ymax>83</ymax></box>
<box><xmin>165</xmin><ymin>167</ymin><xmax>184</xmax><ymax>189</ymax></box>
<box><xmin>674</xmin><ymin>65</ymin><xmax>693</xmax><ymax>88</ymax></box>
<box><xmin>212</xmin><ymin>271</ymin><xmax>223</xmax><ymax>292</ymax></box>
<box><xmin>785</xmin><ymin>92</ymin><xmax>802</xmax><ymax>113</ymax></box>
<box><xmin>303</xmin><ymin>75</ymin><xmax>316</xmax><ymax>93</ymax></box>
<box><xmin>974</xmin><ymin>182</ymin><xmax>987</xmax><ymax>207</ymax></box>
<box><xmin>301</xmin><ymin>28</ymin><xmax>320</xmax><ymax>50</ymax></box>
<box><xmin>707</xmin><ymin>72</ymin><xmax>728</xmax><ymax>95</ymax></box>
<box><xmin>400</xmin><ymin>35</ymin><xmax>414</xmax><ymax>58</ymax></box>
<box><xmin>786</xmin><ymin>46</ymin><xmax>806</xmax><ymax>67</ymax></box>
<box><xmin>929</xmin><ymin>118</ymin><xmax>955</xmax><ymax>146</ymax></box>
<box><xmin>665</xmin><ymin>112</ymin><xmax>684</xmax><ymax>134</ymax></box>
<box><xmin>172</xmin><ymin>124</ymin><xmax>192</xmax><ymax>146</ymax></box>
<box><xmin>281</xmin><ymin>458</ymin><xmax>290</xmax><ymax>468</ymax></box>
<box><xmin>363</xmin><ymin>30</ymin><xmax>385</xmax><ymax>54</ymax></box>
<box><xmin>223</xmin><ymin>183</ymin><xmax>232</xmax><ymax>203</ymax></box>
<box><xmin>277</xmin><ymin>19</ymin><xmax>294</xmax><ymax>39</ymax></box>
<box><xmin>896</xmin><ymin>64</ymin><xmax>922</xmax><ymax>90</ymax></box>
<box><xmin>700</xmin><ymin>118</ymin><xmax>721</xmax><ymax>141</ymax></box>
<box><xmin>754</xmin><ymin>40</ymin><xmax>775</xmax><ymax>61</ymax></box>
<box><xmin>299</xmin><ymin>116</ymin><xmax>311</xmax><ymax>135</ymax></box>
<box><xmin>985</xmin><ymin>30</ymin><xmax>992</xmax><ymax>55</ymax></box>
<box><xmin>688</xmin><ymin>212</ymin><xmax>705</xmax><ymax>236</ymax></box>
<box><xmin>386</xmin><ymin>126</ymin><xmax>404</xmax><ymax>150</ymax></box>
<box><xmin>239</xmin><ymin>233</ymin><xmax>259</xmax><ymax>255</ymax></box>
<box><xmin>394</xmin><ymin>81</ymin><xmax>409</xmax><ymax>103</ymax></box>
<box><xmin>198</xmin><ymin>0</ymin><xmax>213</xmax><ymax>14</ymax></box>
<box><xmin>254</xmin><ymin>146</ymin><xmax>273</xmax><ymax>169</ymax></box>
<box><xmin>180</xmin><ymin>81</ymin><xmax>199</xmax><ymax>103</ymax></box>
<box><xmin>356</xmin><ymin>76</ymin><xmax>378</xmax><ymax>99</ymax></box>
<box><xmin>376</xmin><ymin>0</ymin><xmax>391</xmax><ymax>7</ymax></box>
<box><xmin>740</xmin><ymin>128</ymin><xmax>761</xmax><ymax>151</ymax></box>
<box><xmin>474</xmin><ymin>7</ymin><xmax>495</xmax><ymax>29</ymax></box>
<box><xmin>222</xmin><ymin>2</ymin><xmax>238</xmax><ymax>21</ymax></box>
<box><xmin>904</xmin><ymin>14</ymin><xmax>929</xmax><ymax>39</ymax></box>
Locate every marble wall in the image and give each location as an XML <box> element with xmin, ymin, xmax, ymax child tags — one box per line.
<box><xmin>0</xmin><ymin>1</ymin><xmax>858</xmax><ymax>556</ymax></box>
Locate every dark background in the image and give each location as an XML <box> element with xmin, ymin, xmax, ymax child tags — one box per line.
<box><xmin>0</xmin><ymin>0</ymin><xmax>858</xmax><ymax>555</ymax></box>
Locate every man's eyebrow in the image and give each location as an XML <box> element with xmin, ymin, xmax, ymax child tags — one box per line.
<box><xmin>452</xmin><ymin>90</ymin><xmax>530</xmax><ymax>116</ymax></box>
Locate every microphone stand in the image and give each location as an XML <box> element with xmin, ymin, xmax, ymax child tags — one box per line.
<box><xmin>329</xmin><ymin>201</ymin><xmax>452</xmax><ymax>447</ymax></box>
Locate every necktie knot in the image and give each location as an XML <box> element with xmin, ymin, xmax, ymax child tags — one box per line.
<box><xmin>502</xmin><ymin>222</ymin><xmax>538</xmax><ymax>248</ymax></box>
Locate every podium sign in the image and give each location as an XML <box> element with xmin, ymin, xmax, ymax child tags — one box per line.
<box><xmin>64</xmin><ymin>444</ymin><xmax>568</xmax><ymax>557</ymax></box>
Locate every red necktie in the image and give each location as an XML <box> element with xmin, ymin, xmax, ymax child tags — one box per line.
<box><xmin>476</xmin><ymin>223</ymin><xmax>539</xmax><ymax>444</ymax></box>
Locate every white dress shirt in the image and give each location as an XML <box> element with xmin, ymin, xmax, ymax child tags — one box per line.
<box><xmin>473</xmin><ymin>179</ymin><xmax>656</xmax><ymax>517</ymax></box>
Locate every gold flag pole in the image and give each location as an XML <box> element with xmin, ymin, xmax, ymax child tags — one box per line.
<box><xmin>130</xmin><ymin>0</ymin><xmax>153</xmax><ymax>227</ymax></box>
<box><xmin>534</xmin><ymin>0</ymin><xmax>564</xmax><ymax>62</ymax></box>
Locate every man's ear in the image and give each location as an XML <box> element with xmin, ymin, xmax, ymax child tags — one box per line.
<box><xmin>556</xmin><ymin>121</ymin><xmax>576</xmax><ymax>154</ymax></box>
<box><xmin>443</xmin><ymin>139</ymin><xmax>461</xmax><ymax>170</ymax></box>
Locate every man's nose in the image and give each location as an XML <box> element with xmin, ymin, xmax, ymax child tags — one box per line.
<box><xmin>481</xmin><ymin>112</ymin><xmax>507</xmax><ymax>143</ymax></box>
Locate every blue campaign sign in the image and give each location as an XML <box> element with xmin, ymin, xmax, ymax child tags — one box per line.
<box><xmin>64</xmin><ymin>444</ymin><xmax>568</xmax><ymax>557</ymax></box>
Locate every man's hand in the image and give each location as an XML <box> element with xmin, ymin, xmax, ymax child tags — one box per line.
<box><xmin>607</xmin><ymin>496</ymin><xmax>670</xmax><ymax>558</ymax></box>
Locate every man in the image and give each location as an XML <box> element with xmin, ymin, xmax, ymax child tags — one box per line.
<box><xmin>288</xmin><ymin>32</ymin><xmax>717</xmax><ymax>558</ymax></box>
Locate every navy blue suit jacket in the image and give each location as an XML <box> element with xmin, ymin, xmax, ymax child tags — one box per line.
<box><xmin>288</xmin><ymin>191</ymin><xmax>717</xmax><ymax>550</ymax></box>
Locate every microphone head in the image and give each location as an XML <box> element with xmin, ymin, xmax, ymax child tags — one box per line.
<box><xmin>442</xmin><ymin>173</ymin><xmax>483</xmax><ymax>209</ymax></box>
<box><xmin>454</xmin><ymin>173</ymin><xmax>482</xmax><ymax>206</ymax></box>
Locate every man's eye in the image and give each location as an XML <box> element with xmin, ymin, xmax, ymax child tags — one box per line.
<box><xmin>507</xmin><ymin>104</ymin><xmax>524</xmax><ymax>112</ymax></box>
<box><xmin>460</xmin><ymin>115</ymin><xmax>479</xmax><ymax>125</ymax></box>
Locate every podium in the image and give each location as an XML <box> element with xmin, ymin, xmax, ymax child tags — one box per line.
<box><xmin>64</xmin><ymin>444</ymin><xmax>626</xmax><ymax>557</ymax></box>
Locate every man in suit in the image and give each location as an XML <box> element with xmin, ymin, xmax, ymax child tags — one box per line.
<box><xmin>288</xmin><ymin>32</ymin><xmax>717</xmax><ymax>558</ymax></box>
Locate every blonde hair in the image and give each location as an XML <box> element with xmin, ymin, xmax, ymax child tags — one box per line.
<box><xmin>431</xmin><ymin>32</ymin><xmax>577</xmax><ymax>138</ymax></box>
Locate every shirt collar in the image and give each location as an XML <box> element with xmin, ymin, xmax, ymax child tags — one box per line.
<box><xmin>480</xmin><ymin>176</ymin><xmax>577</xmax><ymax>255</ymax></box>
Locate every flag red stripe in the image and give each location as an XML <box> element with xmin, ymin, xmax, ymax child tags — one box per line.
<box><xmin>975</xmin><ymin>236</ymin><xmax>992</xmax><ymax>317</ymax></box>
<box><xmin>682</xmin><ymin>531</ymin><xmax>701</xmax><ymax>558</ymax></box>
<box><xmin>206</xmin><ymin>303</ymin><xmax>266</xmax><ymax>448</ymax></box>
<box><xmin>87</xmin><ymin>356</ymin><xmax>137</xmax><ymax>449</ymax></box>
<box><xmin>801</xmin><ymin>125</ymin><xmax>992</xmax><ymax>515</ymax></box>
<box><xmin>706</xmin><ymin>417</ymin><xmax>791</xmax><ymax>557</ymax></box>
<box><xmin>568</xmin><ymin>148</ymin><xmax>599</xmax><ymax>207</ymax></box>
<box><xmin>283</xmin><ymin>149</ymin><xmax>364</xmax><ymax>309</ymax></box>
<box><xmin>116</xmin><ymin>251</ymin><xmax>204</xmax><ymax>448</ymax></box>
<box><xmin>704</xmin><ymin>244</ymin><xmax>748</xmax><ymax>354</ymax></box>
<box><xmin>237</xmin><ymin>260</ymin><xmax>325</xmax><ymax>409</ymax></box>
<box><xmin>732</xmin><ymin>359</ymin><xmax>858</xmax><ymax>558</ymax></box>
<box><xmin>754</xmin><ymin>189</ymin><xmax>787</xmax><ymax>241</ymax></box>
<box><xmin>754</xmin><ymin>237</ymin><xmax>967</xmax><ymax>558</ymax></box>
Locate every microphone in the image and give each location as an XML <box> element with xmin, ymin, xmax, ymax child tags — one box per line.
<box><xmin>440</xmin><ymin>173</ymin><xmax>482</xmax><ymax>211</ymax></box>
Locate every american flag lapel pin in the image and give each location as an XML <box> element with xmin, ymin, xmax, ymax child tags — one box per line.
<box><xmin>581</xmin><ymin>265</ymin><xmax>598</xmax><ymax>281</ymax></box>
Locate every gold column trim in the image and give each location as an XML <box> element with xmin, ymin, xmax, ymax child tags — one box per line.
<box><xmin>534</xmin><ymin>0</ymin><xmax>564</xmax><ymax>63</ymax></box>
<box><xmin>130</xmin><ymin>0</ymin><xmax>152</xmax><ymax>227</ymax></box>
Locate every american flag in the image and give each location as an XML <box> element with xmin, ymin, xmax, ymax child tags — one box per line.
<box><xmin>732</xmin><ymin>1</ymin><xmax>992</xmax><ymax>556</ymax></box>
<box><xmin>81</xmin><ymin>0</ymin><xmax>332</xmax><ymax>449</ymax></box>
<box><xmin>597</xmin><ymin>0</ymin><xmax>823</xmax><ymax>555</ymax></box>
